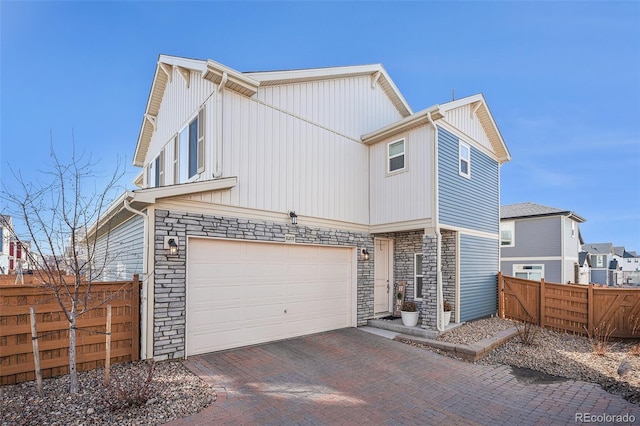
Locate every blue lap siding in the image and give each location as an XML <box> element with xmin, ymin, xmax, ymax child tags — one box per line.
<box><xmin>438</xmin><ymin>127</ymin><xmax>501</xmax><ymax>321</ymax></box>
<box><xmin>460</xmin><ymin>234</ymin><xmax>499</xmax><ymax>321</ymax></box>
<box><xmin>438</xmin><ymin>127</ymin><xmax>499</xmax><ymax>234</ymax></box>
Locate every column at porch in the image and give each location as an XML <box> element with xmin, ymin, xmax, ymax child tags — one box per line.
<box><xmin>421</xmin><ymin>233</ymin><xmax>438</xmax><ymax>329</ymax></box>
<box><xmin>441</xmin><ymin>230</ymin><xmax>457</xmax><ymax>320</ymax></box>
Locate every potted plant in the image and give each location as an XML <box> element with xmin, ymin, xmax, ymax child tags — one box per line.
<box><xmin>443</xmin><ymin>301</ymin><xmax>452</xmax><ymax>326</ymax></box>
<box><xmin>400</xmin><ymin>301</ymin><xmax>419</xmax><ymax>327</ymax></box>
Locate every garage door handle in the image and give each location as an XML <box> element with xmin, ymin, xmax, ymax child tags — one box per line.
<box><xmin>284</xmin><ymin>309</ymin><xmax>287</xmax><ymax>314</ymax></box>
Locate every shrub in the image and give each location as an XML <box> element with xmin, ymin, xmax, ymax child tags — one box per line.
<box><xmin>516</xmin><ymin>320</ymin><xmax>539</xmax><ymax>345</ymax></box>
<box><xmin>401</xmin><ymin>301</ymin><xmax>417</xmax><ymax>312</ymax></box>
<box><xmin>102</xmin><ymin>361</ymin><xmax>158</xmax><ymax>411</ymax></box>
<box><xmin>585</xmin><ymin>322</ymin><xmax>616</xmax><ymax>356</ymax></box>
<box><xmin>629</xmin><ymin>315</ymin><xmax>640</xmax><ymax>357</ymax></box>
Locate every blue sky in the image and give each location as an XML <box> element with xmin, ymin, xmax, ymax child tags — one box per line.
<box><xmin>1</xmin><ymin>1</ymin><xmax>639</xmax><ymax>251</ymax></box>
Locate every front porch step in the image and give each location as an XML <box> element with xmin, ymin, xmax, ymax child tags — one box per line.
<box><xmin>366</xmin><ymin>317</ymin><xmax>438</xmax><ymax>339</ymax></box>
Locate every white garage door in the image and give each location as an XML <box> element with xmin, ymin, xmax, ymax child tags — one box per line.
<box><xmin>186</xmin><ymin>238</ymin><xmax>355</xmax><ymax>356</ymax></box>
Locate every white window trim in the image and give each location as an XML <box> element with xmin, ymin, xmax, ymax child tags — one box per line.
<box><xmin>387</xmin><ymin>138</ymin><xmax>406</xmax><ymax>174</ymax></box>
<box><xmin>500</xmin><ymin>221</ymin><xmax>515</xmax><ymax>247</ymax></box>
<box><xmin>513</xmin><ymin>264</ymin><xmax>544</xmax><ymax>280</ymax></box>
<box><xmin>414</xmin><ymin>253</ymin><xmax>423</xmax><ymax>301</ymax></box>
<box><xmin>177</xmin><ymin>108</ymin><xmax>205</xmax><ymax>184</ymax></box>
<box><xmin>173</xmin><ymin>134</ymin><xmax>179</xmax><ymax>185</ymax></box>
<box><xmin>459</xmin><ymin>141</ymin><xmax>471</xmax><ymax>179</ymax></box>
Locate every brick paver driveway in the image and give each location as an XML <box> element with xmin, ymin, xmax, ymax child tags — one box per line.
<box><xmin>167</xmin><ymin>328</ymin><xmax>640</xmax><ymax>425</ymax></box>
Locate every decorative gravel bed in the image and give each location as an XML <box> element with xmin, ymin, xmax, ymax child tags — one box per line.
<box><xmin>408</xmin><ymin>317</ymin><xmax>640</xmax><ymax>405</ymax></box>
<box><xmin>0</xmin><ymin>360</ymin><xmax>215</xmax><ymax>426</ymax></box>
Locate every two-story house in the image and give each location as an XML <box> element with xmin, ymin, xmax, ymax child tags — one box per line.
<box><xmin>613</xmin><ymin>246</ymin><xmax>639</xmax><ymax>286</ymax></box>
<box><xmin>92</xmin><ymin>54</ymin><xmax>510</xmax><ymax>360</ymax></box>
<box><xmin>500</xmin><ymin>202</ymin><xmax>586</xmax><ymax>284</ymax></box>
<box><xmin>0</xmin><ymin>215</ymin><xmax>12</xmax><ymax>274</ymax></box>
<box><xmin>0</xmin><ymin>215</ymin><xmax>31</xmax><ymax>274</ymax></box>
<box><xmin>582</xmin><ymin>242</ymin><xmax>616</xmax><ymax>286</ymax></box>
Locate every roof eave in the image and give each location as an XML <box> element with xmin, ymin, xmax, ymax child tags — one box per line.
<box><xmin>361</xmin><ymin>106</ymin><xmax>444</xmax><ymax>145</ymax></box>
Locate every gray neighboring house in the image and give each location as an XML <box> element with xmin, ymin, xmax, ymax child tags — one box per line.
<box><xmin>613</xmin><ymin>247</ymin><xmax>640</xmax><ymax>286</ymax></box>
<box><xmin>500</xmin><ymin>202</ymin><xmax>586</xmax><ymax>284</ymax></box>
<box><xmin>582</xmin><ymin>242</ymin><xmax>618</xmax><ymax>286</ymax></box>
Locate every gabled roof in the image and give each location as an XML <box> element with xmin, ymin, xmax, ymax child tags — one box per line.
<box><xmin>578</xmin><ymin>251</ymin><xmax>591</xmax><ymax>267</ymax></box>
<box><xmin>582</xmin><ymin>242</ymin><xmax>614</xmax><ymax>255</ymax></box>
<box><xmin>500</xmin><ymin>202</ymin><xmax>586</xmax><ymax>222</ymax></box>
<box><xmin>247</xmin><ymin>64</ymin><xmax>412</xmax><ymax>118</ymax></box>
<box><xmin>361</xmin><ymin>94</ymin><xmax>510</xmax><ymax>164</ymax></box>
<box><xmin>614</xmin><ymin>246</ymin><xmax>626</xmax><ymax>257</ymax></box>
<box><xmin>133</xmin><ymin>55</ymin><xmax>413</xmax><ymax>168</ymax></box>
<box><xmin>133</xmin><ymin>55</ymin><xmax>260</xmax><ymax>167</ymax></box>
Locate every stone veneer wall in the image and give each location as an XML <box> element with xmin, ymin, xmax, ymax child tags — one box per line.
<box><xmin>441</xmin><ymin>230</ymin><xmax>457</xmax><ymax>319</ymax></box>
<box><xmin>153</xmin><ymin>209</ymin><xmax>373</xmax><ymax>360</ymax></box>
<box><xmin>422</xmin><ymin>234</ymin><xmax>438</xmax><ymax>329</ymax></box>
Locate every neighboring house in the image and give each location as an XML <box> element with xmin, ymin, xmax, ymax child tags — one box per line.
<box><xmin>582</xmin><ymin>242</ymin><xmax>616</xmax><ymax>286</ymax></box>
<box><xmin>500</xmin><ymin>202</ymin><xmax>586</xmax><ymax>284</ymax></box>
<box><xmin>577</xmin><ymin>251</ymin><xmax>591</xmax><ymax>285</ymax></box>
<box><xmin>0</xmin><ymin>215</ymin><xmax>31</xmax><ymax>274</ymax></box>
<box><xmin>613</xmin><ymin>246</ymin><xmax>640</xmax><ymax>286</ymax></box>
<box><xmin>0</xmin><ymin>215</ymin><xmax>12</xmax><ymax>274</ymax></box>
<box><xmin>92</xmin><ymin>54</ymin><xmax>510</xmax><ymax>360</ymax></box>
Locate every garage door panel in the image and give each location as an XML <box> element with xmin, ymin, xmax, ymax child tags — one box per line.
<box><xmin>245</xmin><ymin>282</ymin><xmax>286</xmax><ymax>299</ymax></box>
<box><xmin>187</xmin><ymin>239</ymin><xmax>354</xmax><ymax>356</ymax></box>
<box><xmin>319</xmin><ymin>264</ymin><xmax>351</xmax><ymax>280</ymax></box>
<box><xmin>246</xmin><ymin>243</ymin><xmax>287</xmax><ymax>260</ymax></box>
<box><xmin>244</xmin><ymin>302</ymin><xmax>287</xmax><ymax>321</ymax></box>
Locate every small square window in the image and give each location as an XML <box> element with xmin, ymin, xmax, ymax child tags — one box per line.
<box><xmin>500</xmin><ymin>221</ymin><xmax>515</xmax><ymax>247</ymax></box>
<box><xmin>388</xmin><ymin>139</ymin><xmax>405</xmax><ymax>173</ymax></box>
<box><xmin>459</xmin><ymin>142</ymin><xmax>470</xmax><ymax>178</ymax></box>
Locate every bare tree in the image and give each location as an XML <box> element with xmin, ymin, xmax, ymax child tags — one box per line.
<box><xmin>1</xmin><ymin>142</ymin><xmax>125</xmax><ymax>393</ymax></box>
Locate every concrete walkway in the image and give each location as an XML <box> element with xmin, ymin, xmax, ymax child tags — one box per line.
<box><xmin>166</xmin><ymin>328</ymin><xmax>640</xmax><ymax>425</ymax></box>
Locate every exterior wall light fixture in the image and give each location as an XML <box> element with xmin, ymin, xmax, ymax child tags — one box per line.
<box><xmin>361</xmin><ymin>248</ymin><xmax>370</xmax><ymax>261</ymax></box>
<box><xmin>289</xmin><ymin>211</ymin><xmax>298</xmax><ymax>225</ymax></box>
<box><xmin>164</xmin><ymin>236</ymin><xmax>179</xmax><ymax>255</ymax></box>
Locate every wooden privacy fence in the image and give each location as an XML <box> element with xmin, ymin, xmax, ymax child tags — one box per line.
<box><xmin>0</xmin><ymin>276</ymin><xmax>140</xmax><ymax>385</ymax></box>
<box><xmin>498</xmin><ymin>272</ymin><xmax>640</xmax><ymax>338</ymax></box>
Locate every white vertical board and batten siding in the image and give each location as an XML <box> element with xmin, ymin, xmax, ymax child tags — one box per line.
<box><xmin>94</xmin><ymin>215</ymin><xmax>144</xmax><ymax>281</ymax></box>
<box><xmin>221</xmin><ymin>89</ymin><xmax>370</xmax><ymax>225</ymax></box>
<box><xmin>255</xmin><ymin>76</ymin><xmax>404</xmax><ymax>140</ymax></box>
<box><xmin>145</xmin><ymin>68</ymin><xmax>216</xmax><ymax>174</ymax></box>
<box><xmin>444</xmin><ymin>105</ymin><xmax>493</xmax><ymax>153</ymax></box>
<box><xmin>369</xmin><ymin>126</ymin><xmax>433</xmax><ymax>226</ymax></box>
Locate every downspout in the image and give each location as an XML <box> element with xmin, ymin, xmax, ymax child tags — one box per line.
<box><xmin>213</xmin><ymin>72</ymin><xmax>228</xmax><ymax>178</ymax></box>
<box><xmin>426</xmin><ymin>111</ymin><xmax>444</xmax><ymax>332</ymax></box>
<box><xmin>123</xmin><ymin>192</ymin><xmax>150</xmax><ymax>359</ymax></box>
<box><xmin>561</xmin><ymin>216</ymin><xmax>565</xmax><ymax>283</ymax></box>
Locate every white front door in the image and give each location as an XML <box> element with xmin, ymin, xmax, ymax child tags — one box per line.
<box><xmin>374</xmin><ymin>239</ymin><xmax>392</xmax><ymax>314</ymax></box>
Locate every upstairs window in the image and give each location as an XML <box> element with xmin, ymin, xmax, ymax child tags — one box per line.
<box><xmin>148</xmin><ymin>149</ymin><xmax>165</xmax><ymax>188</ymax></box>
<box><xmin>178</xmin><ymin>107</ymin><xmax>206</xmax><ymax>183</ymax></box>
<box><xmin>459</xmin><ymin>141</ymin><xmax>470</xmax><ymax>178</ymax></box>
<box><xmin>500</xmin><ymin>221</ymin><xmax>515</xmax><ymax>247</ymax></box>
<box><xmin>388</xmin><ymin>139</ymin><xmax>405</xmax><ymax>173</ymax></box>
<box><xmin>173</xmin><ymin>135</ymin><xmax>179</xmax><ymax>184</ymax></box>
<box><xmin>155</xmin><ymin>149</ymin><xmax>165</xmax><ymax>187</ymax></box>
